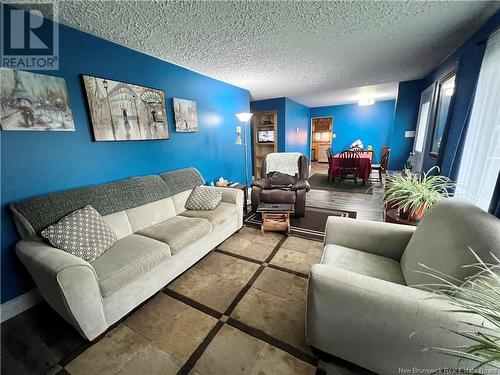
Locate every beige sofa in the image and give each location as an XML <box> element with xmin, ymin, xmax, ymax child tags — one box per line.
<box><xmin>12</xmin><ymin>168</ymin><xmax>243</xmax><ymax>341</ymax></box>
<box><xmin>307</xmin><ymin>198</ymin><xmax>500</xmax><ymax>374</ymax></box>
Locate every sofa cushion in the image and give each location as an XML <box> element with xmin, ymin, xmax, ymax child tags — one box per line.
<box><xmin>401</xmin><ymin>198</ymin><xmax>500</xmax><ymax>289</ymax></box>
<box><xmin>125</xmin><ymin>198</ymin><xmax>176</xmax><ymax>232</ymax></box>
<box><xmin>91</xmin><ymin>234</ymin><xmax>170</xmax><ymax>297</ymax></box>
<box><xmin>322</xmin><ymin>244</ymin><xmax>406</xmax><ymax>285</ymax></box>
<box><xmin>138</xmin><ymin>216</ymin><xmax>211</xmax><ymax>254</ymax></box>
<box><xmin>41</xmin><ymin>205</ymin><xmax>117</xmax><ymax>262</ymax></box>
<box><xmin>185</xmin><ymin>186</ymin><xmax>222</xmax><ymax>210</ymax></box>
<box><xmin>172</xmin><ymin>190</ymin><xmax>192</xmax><ymax>214</ymax></box>
<box><xmin>102</xmin><ymin>211</ymin><xmax>133</xmax><ymax>240</ymax></box>
<box><xmin>180</xmin><ymin>202</ymin><xmax>237</xmax><ymax>226</ymax></box>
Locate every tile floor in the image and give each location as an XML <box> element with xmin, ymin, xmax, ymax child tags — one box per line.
<box><xmin>3</xmin><ymin>227</ymin><xmax>373</xmax><ymax>375</ymax></box>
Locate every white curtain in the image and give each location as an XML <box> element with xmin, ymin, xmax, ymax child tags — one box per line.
<box><xmin>455</xmin><ymin>30</ymin><xmax>500</xmax><ymax>210</ymax></box>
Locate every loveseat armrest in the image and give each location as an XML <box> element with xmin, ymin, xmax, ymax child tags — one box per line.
<box><xmin>307</xmin><ymin>264</ymin><xmax>486</xmax><ymax>373</ymax></box>
<box><xmin>16</xmin><ymin>239</ymin><xmax>107</xmax><ymax>340</ymax></box>
<box><xmin>324</xmin><ymin>216</ymin><xmax>415</xmax><ymax>260</ymax></box>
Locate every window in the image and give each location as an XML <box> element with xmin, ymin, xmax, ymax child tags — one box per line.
<box><xmin>414</xmin><ymin>101</ymin><xmax>430</xmax><ymax>153</ymax></box>
<box><xmin>455</xmin><ymin>30</ymin><xmax>500</xmax><ymax>210</ymax></box>
<box><xmin>430</xmin><ymin>72</ymin><xmax>456</xmax><ymax>157</ymax></box>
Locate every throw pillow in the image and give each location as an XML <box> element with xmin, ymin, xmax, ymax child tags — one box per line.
<box><xmin>185</xmin><ymin>186</ymin><xmax>222</xmax><ymax>210</ymax></box>
<box><xmin>41</xmin><ymin>205</ymin><xmax>116</xmax><ymax>262</ymax></box>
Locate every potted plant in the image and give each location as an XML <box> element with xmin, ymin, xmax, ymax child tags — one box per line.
<box><xmin>423</xmin><ymin>250</ymin><xmax>500</xmax><ymax>370</ymax></box>
<box><xmin>384</xmin><ymin>167</ymin><xmax>455</xmax><ymax>221</ymax></box>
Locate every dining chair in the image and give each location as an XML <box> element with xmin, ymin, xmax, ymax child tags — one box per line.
<box><xmin>326</xmin><ymin>147</ymin><xmax>333</xmax><ymax>163</ymax></box>
<box><xmin>371</xmin><ymin>146</ymin><xmax>390</xmax><ymax>181</ymax></box>
<box><xmin>338</xmin><ymin>150</ymin><xmax>361</xmax><ymax>184</ymax></box>
<box><xmin>326</xmin><ymin>147</ymin><xmax>334</xmax><ymax>181</ymax></box>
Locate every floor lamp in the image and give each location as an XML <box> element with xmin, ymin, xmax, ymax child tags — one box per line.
<box><xmin>235</xmin><ymin>112</ymin><xmax>253</xmax><ymax>187</ymax></box>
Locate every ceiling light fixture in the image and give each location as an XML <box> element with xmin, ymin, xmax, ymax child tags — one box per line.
<box><xmin>358</xmin><ymin>98</ymin><xmax>375</xmax><ymax>106</ymax></box>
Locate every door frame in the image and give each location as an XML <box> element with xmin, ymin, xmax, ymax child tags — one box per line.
<box><xmin>309</xmin><ymin>116</ymin><xmax>333</xmax><ymax>164</ymax></box>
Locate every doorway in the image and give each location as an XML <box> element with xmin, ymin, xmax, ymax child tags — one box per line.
<box><xmin>310</xmin><ymin>117</ymin><xmax>333</xmax><ymax>163</ymax></box>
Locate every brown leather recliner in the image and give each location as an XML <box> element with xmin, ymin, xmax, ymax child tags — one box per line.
<box><xmin>251</xmin><ymin>153</ymin><xmax>310</xmax><ymax>217</ymax></box>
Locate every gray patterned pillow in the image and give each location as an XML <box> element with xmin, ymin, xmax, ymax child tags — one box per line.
<box><xmin>41</xmin><ymin>205</ymin><xmax>116</xmax><ymax>262</ymax></box>
<box><xmin>185</xmin><ymin>186</ymin><xmax>222</xmax><ymax>210</ymax></box>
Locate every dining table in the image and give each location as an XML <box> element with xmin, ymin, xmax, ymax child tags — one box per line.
<box><xmin>328</xmin><ymin>151</ymin><xmax>373</xmax><ymax>184</ymax></box>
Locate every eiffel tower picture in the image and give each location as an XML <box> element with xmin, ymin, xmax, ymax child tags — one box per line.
<box><xmin>0</xmin><ymin>68</ymin><xmax>75</xmax><ymax>131</ymax></box>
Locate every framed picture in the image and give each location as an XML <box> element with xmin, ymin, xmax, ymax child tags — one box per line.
<box><xmin>81</xmin><ymin>75</ymin><xmax>169</xmax><ymax>141</ymax></box>
<box><xmin>173</xmin><ymin>98</ymin><xmax>198</xmax><ymax>132</ymax></box>
<box><xmin>0</xmin><ymin>68</ymin><xmax>75</xmax><ymax>131</ymax></box>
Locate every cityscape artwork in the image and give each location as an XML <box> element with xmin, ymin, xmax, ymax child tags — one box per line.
<box><xmin>82</xmin><ymin>75</ymin><xmax>169</xmax><ymax>141</ymax></box>
<box><xmin>0</xmin><ymin>68</ymin><xmax>75</xmax><ymax>131</ymax></box>
<box><xmin>173</xmin><ymin>98</ymin><xmax>198</xmax><ymax>132</ymax></box>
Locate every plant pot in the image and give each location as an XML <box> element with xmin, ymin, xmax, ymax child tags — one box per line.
<box><xmin>398</xmin><ymin>205</ymin><xmax>425</xmax><ymax>222</ymax></box>
<box><xmin>410</xmin><ymin>204</ymin><xmax>426</xmax><ymax>221</ymax></box>
<box><xmin>398</xmin><ymin>208</ymin><xmax>410</xmax><ymax>220</ymax></box>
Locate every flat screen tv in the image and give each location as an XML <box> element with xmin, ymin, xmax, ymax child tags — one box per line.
<box><xmin>257</xmin><ymin>127</ymin><xmax>274</xmax><ymax>143</ymax></box>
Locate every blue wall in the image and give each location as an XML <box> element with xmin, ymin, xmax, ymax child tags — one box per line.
<box><xmin>250</xmin><ymin>97</ymin><xmax>311</xmax><ymax>163</ymax></box>
<box><xmin>310</xmin><ymin>100</ymin><xmax>396</xmax><ymax>163</ymax></box>
<box><xmin>389</xmin><ymin>80</ymin><xmax>425</xmax><ymax>169</ymax></box>
<box><xmin>284</xmin><ymin>98</ymin><xmax>311</xmax><ymax>161</ymax></box>
<box><xmin>417</xmin><ymin>11</ymin><xmax>500</xmax><ymax>176</ymax></box>
<box><xmin>1</xmin><ymin>17</ymin><xmax>250</xmax><ymax>303</ymax></box>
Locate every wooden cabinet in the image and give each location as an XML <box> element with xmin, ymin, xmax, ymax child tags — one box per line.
<box><xmin>252</xmin><ymin>111</ymin><xmax>277</xmax><ymax>178</ymax></box>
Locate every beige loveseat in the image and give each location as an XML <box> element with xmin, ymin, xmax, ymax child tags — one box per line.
<box><xmin>12</xmin><ymin>168</ymin><xmax>243</xmax><ymax>341</ymax></box>
<box><xmin>307</xmin><ymin>198</ymin><xmax>499</xmax><ymax>373</ymax></box>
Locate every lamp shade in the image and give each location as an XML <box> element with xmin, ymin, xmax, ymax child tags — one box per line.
<box><xmin>235</xmin><ymin>112</ymin><xmax>253</xmax><ymax>122</ymax></box>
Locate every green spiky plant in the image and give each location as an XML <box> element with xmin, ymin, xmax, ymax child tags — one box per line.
<box><xmin>420</xmin><ymin>249</ymin><xmax>500</xmax><ymax>371</ymax></box>
<box><xmin>384</xmin><ymin>167</ymin><xmax>456</xmax><ymax>219</ymax></box>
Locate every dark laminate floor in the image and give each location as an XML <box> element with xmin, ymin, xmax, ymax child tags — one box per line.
<box><xmin>1</xmin><ymin>302</ymin><xmax>87</xmax><ymax>375</ymax></box>
<box><xmin>1</xmin><ymin>165</ymin><xmax>385</xmax><ymax>375</ymax></box>
<box><xmin>308</xmin><ymin>162</ymin><xmax>385</xmax><ymax>222</ymax></box>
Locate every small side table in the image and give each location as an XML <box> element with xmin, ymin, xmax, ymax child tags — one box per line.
<box><xmin>257</xmin><ymin>203</ymin><xmax>295</xmax><ymax>234</ymax></box>
<box><xmin>220</xmin><ymin>183</ymin><xmax>248</xmax><ymax>214</ymax></box>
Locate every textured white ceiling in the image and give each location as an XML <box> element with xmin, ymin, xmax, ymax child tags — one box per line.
<box><xmin>28</xmin><ymin>1</ymin><xmax>499</xmax><ymax>106</ymax></box>
<box><xmin>295</xmin><ymin>82</ymin><xmax>400</xmax><ymax>107</ymax></box>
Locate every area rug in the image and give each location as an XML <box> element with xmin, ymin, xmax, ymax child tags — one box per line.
<box><xmin>244</xmin><ymin>206</ymin><xmax>356</xmax><ymax>241</ymax></box>
<box><xmin>308</xmin><ymin>173</ymin><xmax>374</xmax><ymax>195</ymax></box>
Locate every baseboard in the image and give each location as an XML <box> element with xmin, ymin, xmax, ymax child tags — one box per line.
<box><xmin>1</xmin><ymin>289</ymin><xmax>41</xmax><ymax>323</ymax></box>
